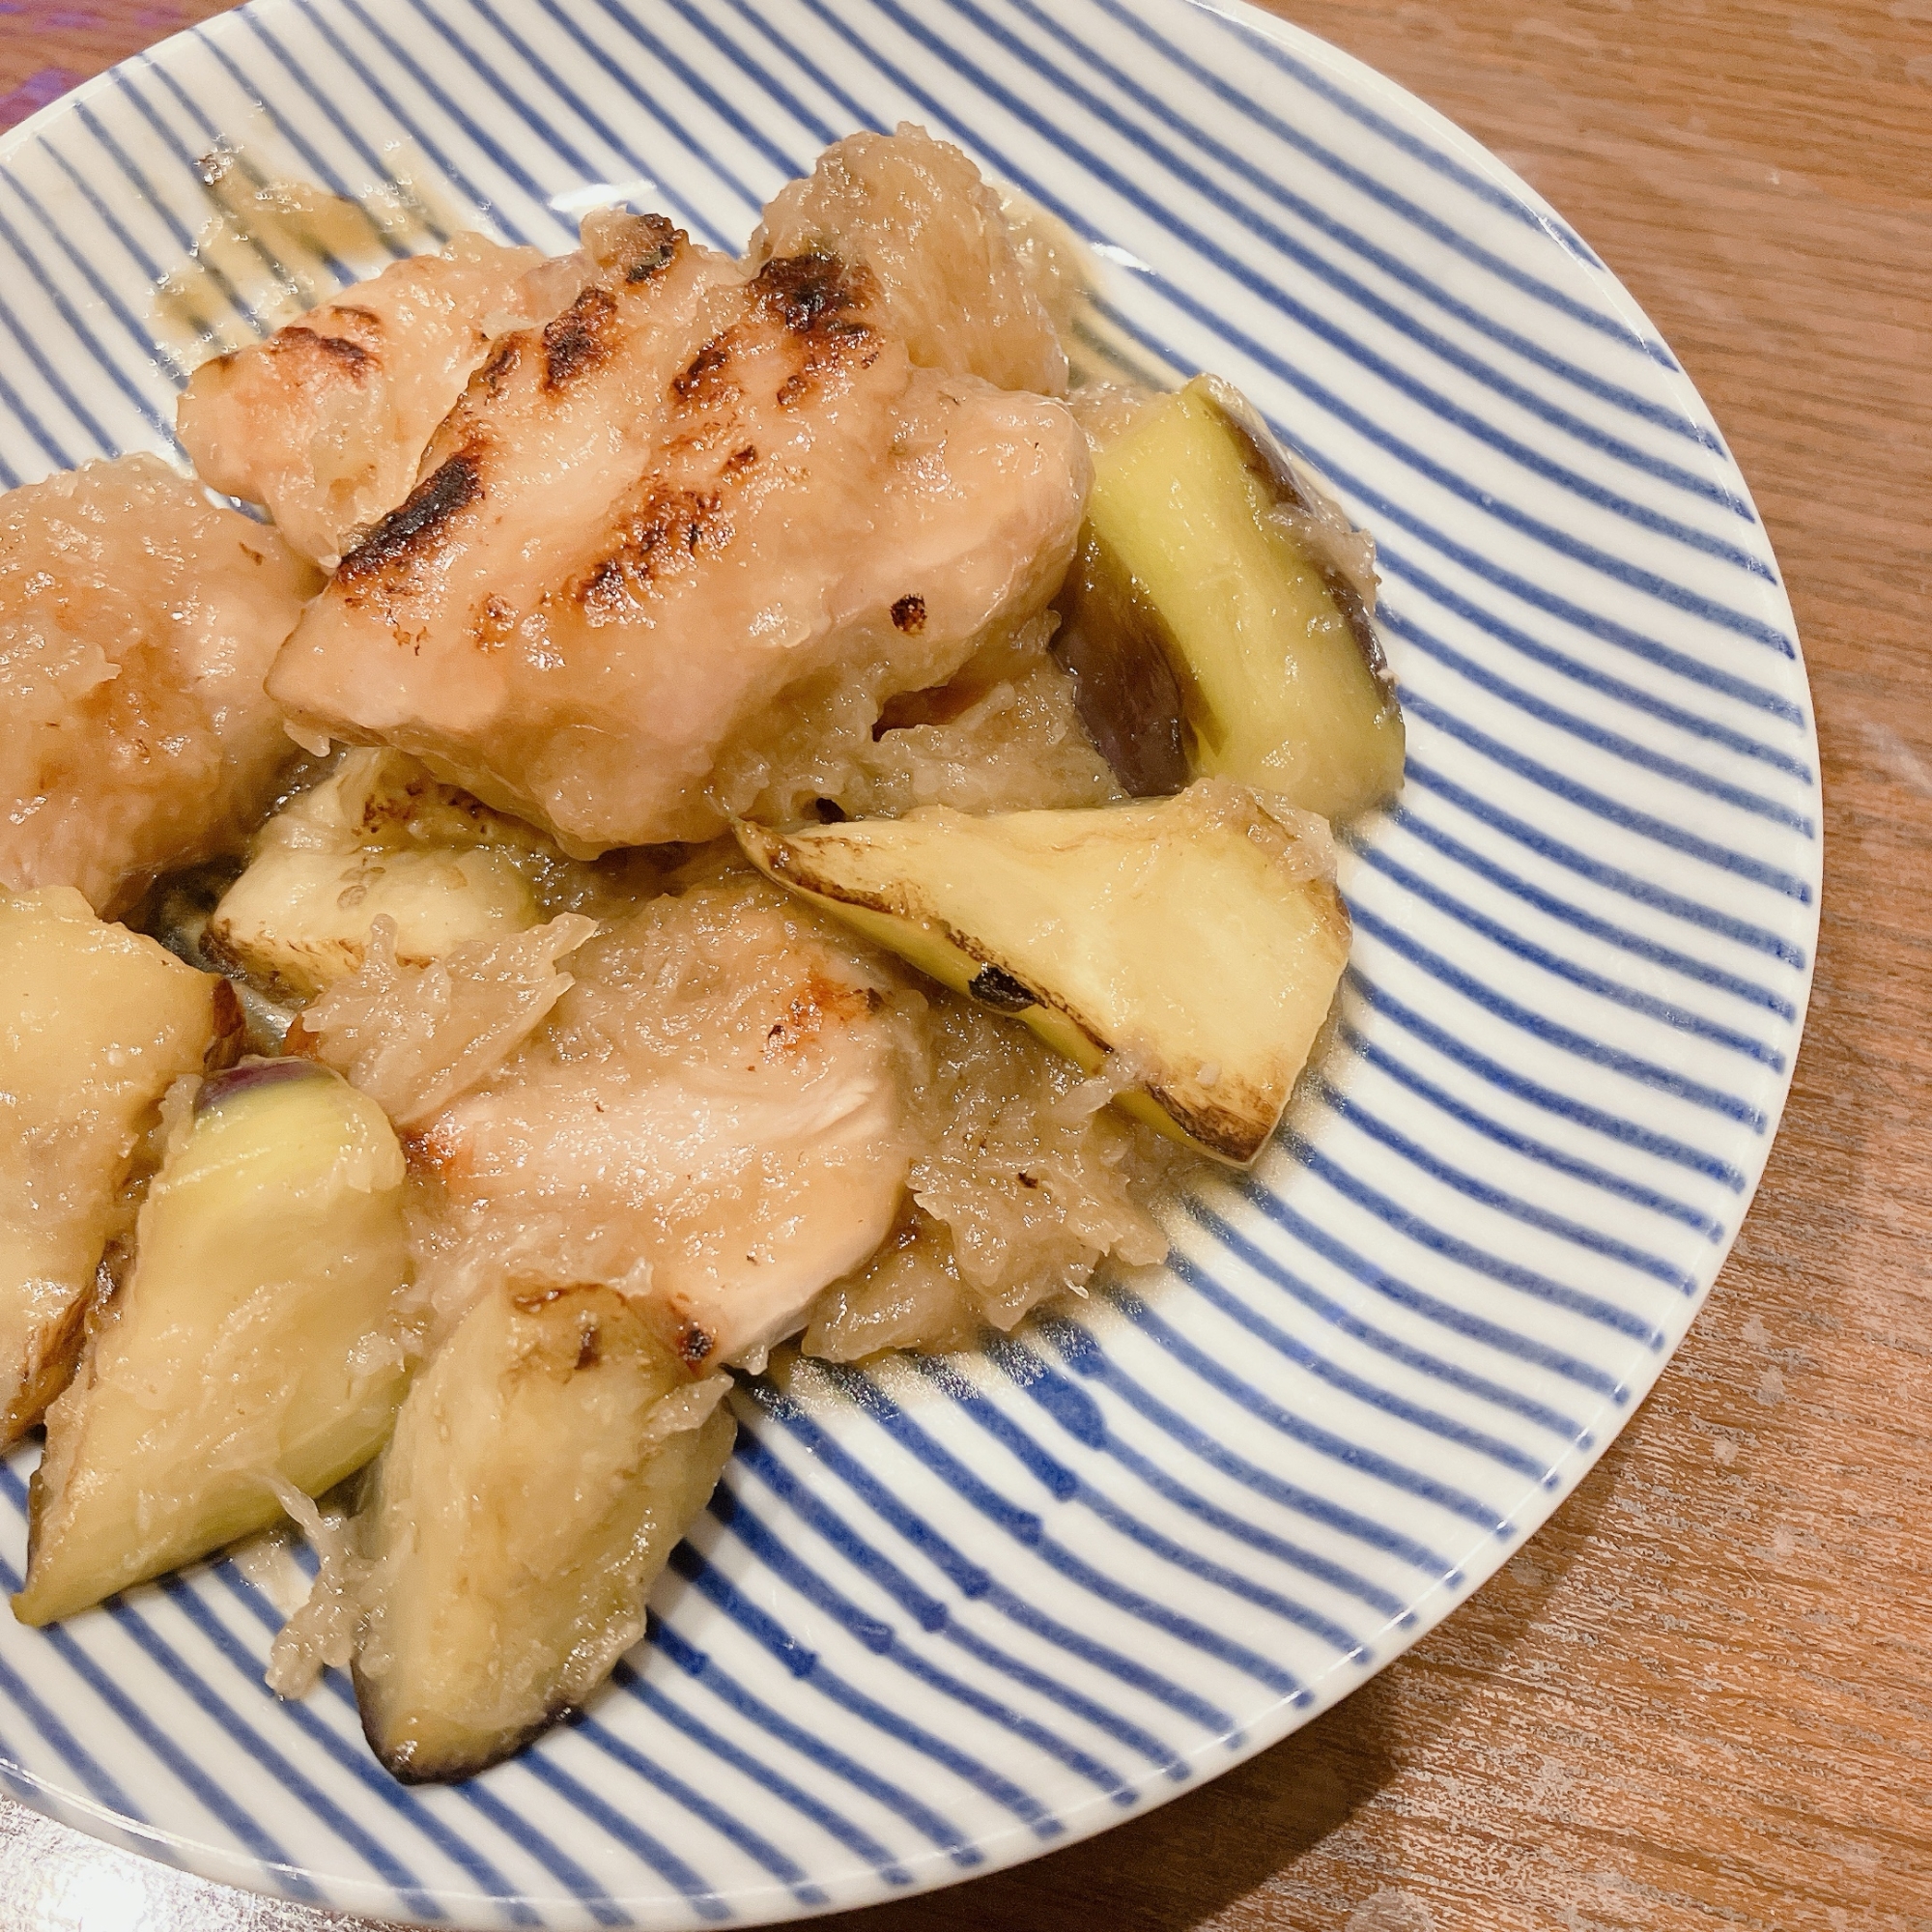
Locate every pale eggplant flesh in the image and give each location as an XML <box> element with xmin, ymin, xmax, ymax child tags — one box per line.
<box><xmin>0</xmin><ymin>887</ymin><xmax>234</xmax><ymax>1450</ymax></box>
<box><xmin>204</xmin><ymin>751</ymin><xmax>550</xmax><ymax>1002</ymax></box>
<box><xmin>736</xmin><ymin>780</ymin><xmax>1350</xmax><ymax>1165</ymax></box>
<box><xmin>14</xmin><ymin>1059</ymin><xmax>412</xmax><ymax>1625</ymax></box>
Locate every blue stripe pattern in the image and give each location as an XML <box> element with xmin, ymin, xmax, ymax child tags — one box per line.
<box><xmin>0</xmin><ymin>0</ymin><xmax>1815</xmax><ymax>1924</ymax></box>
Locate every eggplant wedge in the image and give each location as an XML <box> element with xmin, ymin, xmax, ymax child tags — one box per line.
<box><xmin>1053</xmin><ymin>375</ymin><xmax>1404</xmax><ymax>819</ymax></box>
<box><xmin>353</xmin><ymin>1284</ymin><xmax>735</xmax><ymax>1782</ymax></box>
<box><xmin>206</xmin><ymin>844</ymin><xmax>538</xmax><ymax>999</ymax></box>
<box><xmin>737</xmin><ymin>780</ymin><xmax>1350</xmax><ymax>1164</ymax></box>
<box><xmin>204</xmin><ymin>749</ymin><xmax>550</xmax><ymax>1000</ymax></box>
<box><xmin>0</xmin><ymin>888</ymin><xmax>233</xmax><ymax>1448</ymax></box>
<box><xmin>14</xmin><ymin>1060</ymin><xmax>412</xmax><ymax>1624</ymax></box>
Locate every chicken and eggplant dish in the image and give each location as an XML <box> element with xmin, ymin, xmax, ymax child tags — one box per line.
<box><xmin>0</xmin><ymin>127</ymin><xmax>1401</xmax><ymax>1781</ymax></box>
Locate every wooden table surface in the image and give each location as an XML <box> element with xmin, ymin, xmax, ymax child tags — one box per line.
<box><xmin>3</xmin><ymin>0</ymin><xmax>1928</xmax><ymax>1927</ymax></box>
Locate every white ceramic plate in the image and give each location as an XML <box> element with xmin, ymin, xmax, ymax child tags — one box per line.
<box><xmin>0</xmin><ymin>1</ymin><xmax>1817</xmax><ymax>1924</ymax></box>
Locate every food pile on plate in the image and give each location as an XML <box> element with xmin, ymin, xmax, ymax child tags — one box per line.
<box><xmin>0</xmin><ymin>127</ymin><xmax>1400</xmax><ymax>1780</ymax></box>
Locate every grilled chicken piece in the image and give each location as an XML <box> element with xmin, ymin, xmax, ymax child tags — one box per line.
<box><xmin>178</xmin><ymin>233</ymin><xmax>588</xmax><ymax>566</ymax></box>
<box><xmin>747</xmin><ymin>124</ymin><xmax>1069</xmax><ymax>395</ymax></box>
<box><xmin>268</xmin><ymin>211</ymin><xmax>1090</xmax><ymax>854</ymax></box>
<box><xmin>409</xmin><ymin>876</ymin><xmax>914</xmax><ymax>1372</ymax></box>
<box><xmin>0</xmin><ymin>456</ymin><xmax>322</xmax><ymax>916</ymax></box>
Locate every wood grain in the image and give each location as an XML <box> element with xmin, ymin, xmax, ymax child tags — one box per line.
<box><xmin>2</xmin><ymin>1</ymin><xmax>1928</xmax><ymax>1927</ymax></box>
<box><xmin>0</xmin><ymin>1</ymin><xmax>239</xmax><ymax>128</ymax></box>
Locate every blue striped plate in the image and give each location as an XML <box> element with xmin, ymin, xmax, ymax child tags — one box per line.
<box><xmin>0</xmin><ymin>0</ymin><xmax>1816</xmax><ymax>1924</ymax></box>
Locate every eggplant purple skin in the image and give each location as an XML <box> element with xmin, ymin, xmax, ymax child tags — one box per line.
<box><xmin>1050</xmin><ymin>527</ymin><xmax>1191</xmax><ymax>800</ymax></box>
<box><xmin>1209</xmin><ymin>389</ymin><xmax>1390</xmax><ymax>686</ymax></box>
<box><xmin>355</xmin><ymin>1678</ymin><xmax>570</xmax><ymax>1787</ymax></box>
<box><xmin>194</xmin><ymin>1057</ymin><xmax>330</xmax><ymax>1114</ymax></box>
<box><xmin>144</xmin><ymin>861</ymin><xmax>300</xmax><ymax>1055</ymax></box>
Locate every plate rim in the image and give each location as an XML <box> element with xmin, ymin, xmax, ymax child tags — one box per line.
<box><xmin>0</xmin><ymin>0</ymin><xmax>1820</xmax><ymax>1920</ymax></box>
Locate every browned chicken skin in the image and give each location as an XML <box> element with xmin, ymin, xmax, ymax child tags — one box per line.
<box><xmin>267</xmin><ymin>204</ymin><xmax>1090</xmax><ymax>854</ymax></box>
<box><xmin>178</xmin><ymin>234</ymin><xmax>588</xmax><ymax>567</ymax></box>
<box><xmin>749</xmin><ymin>122</ymin><xmax>1070</xmax><ymax>396</ymax></box>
